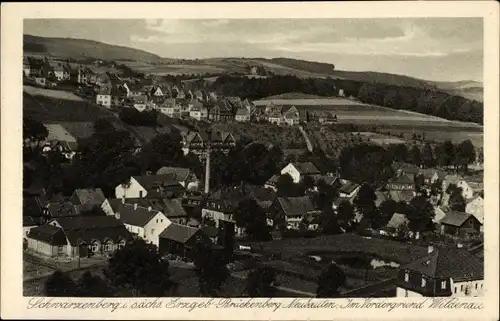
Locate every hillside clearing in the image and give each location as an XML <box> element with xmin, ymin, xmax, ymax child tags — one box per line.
<box><xmin>23</xmin><ymin>85</ymin><xmax>84</xmax><ymax>101</ymax></box>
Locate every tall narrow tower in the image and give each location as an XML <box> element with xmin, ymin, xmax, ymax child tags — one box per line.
<box><xmin>204</xmin><ymin>129</ymin><xmax>212</xmax><ymax>195</ymax></box>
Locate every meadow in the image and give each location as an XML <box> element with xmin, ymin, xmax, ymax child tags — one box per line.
<box><xmin>23</xmin><ymin>85</ymin><xmax>84</xmax><ymax>101</ymax></box>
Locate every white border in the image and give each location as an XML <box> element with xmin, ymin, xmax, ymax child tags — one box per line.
<box><xmin>1</xmin><ymin>2</ymin><xmax>498</xmax><ymax>320</ymax></box>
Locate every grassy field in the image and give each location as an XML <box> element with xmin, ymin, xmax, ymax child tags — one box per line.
<box><xmin>248</xmin><ymin>233</ymin><xmax>428</xmax><ymax>265</ymax></box>
<box><xmin>23</xmin><ymin>85</ymin><xmax>84</xmax><ymax>101</ymax></box>
<box><xmin>307</xmin><ymin>127</ymin><xmax>373</xmax><ymax>158</ymax></box>
<box><xmin>354</xmin><ymin>132</ymin><xmax>406</xmax><ymax>146</ymax></box>
<box><xmin>212</xmin><ymin>122</ymin><xmax>307</xmax><ymax>150</ymax></box>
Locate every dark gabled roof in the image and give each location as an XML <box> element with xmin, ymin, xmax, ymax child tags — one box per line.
<box><xmin>386</xmin><ymin>213</ymin><xmax>408</xmax><ymax>229</ymax></box>
<box><xmin>52</xmin><ymin>216</ymin><xmax>132</xmax><ymax>246</ymax></box>
<box><xmin>402</xmin><ymin>246</ymin><xmax>483</xmax><ymax>281</ymax></box>
<box><xmin>388</xmin><ymin>174</ymin><xmax>415</xmax><ymax>185</ymax></box>
<box><xmin>162</xmin><ymin>198</ymin><xmax>188</xmax><ymax>218</ymax></box>
<box><xmin>265</xmin><ymin>174</ymin><xmax>280</xmax><ymax>186</ymax></box>
<box><xmin>23</xmin><ymin>216</ymin><xmax>38</xmax><ymax>227</ymax></box>
<box><xmin>439</xmin><ymin>211</ymin><xmax>476</xmax><ymax>227</ymax></box>
<box><xmin>133</xmin><ymin>175</ymin><xmax>185</xmax><ymax>191</ymax></box>
<box><xmin>71</xmin><ymin>188</ymin><xmax>105</xmax><ymax>206</ymax></box>
<box><xmin>46</xmin><ymin>202</ymin><xmax>80</xmax><ymax>218</ymax></box>
<box><xmin>292</xmin><ymin>162</ymin><xmax>321</xmax><ymax>175</ymax></box>
<box><xmin>159</xmin><ymin>223</ymin><xmax>200</xmax><ymax>244</ymax></box>
<box><xmin>277</xmin><ymin>196</ymin><xmax>317</xmax><ymax>216</ymax></box>
<box><xmin>156</xmin><ymin>167</ymin><xmax>193</xmax><ymax>182</ymax></box>
<box><xmin>27</xmin><ymin>225</ymin><xmax>67</xmax><ymax>245</ymax></box>
<box><xmin>113</xmin><ymin>202</ymin><xmax>163</xmax><ymax>227</ymax></box>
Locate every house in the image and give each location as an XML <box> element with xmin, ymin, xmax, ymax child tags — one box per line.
<box><xmin>23</xmin><ymin>57</ymin><xmax>31</xmax><ymax>77</ymax></box>
<box><xmin>50</xmin><ymin>62</ymin><xmax>71</xmax><ymax>81</ymax></box>
<box><xmin>283</xmin><ymin>106</ymin><xmax>300</xmax><ymax>126</ymax></box>
<box><xmin>27</xmin><ymin>216</ymin><xmax>132</xmax><ymax>258</ymax></box>
<box><xmin>105</xmin><ymin>200</ymin><xmax>171</xmax><ymax>247</ymax></box>
<box><xmin>149</xmin><ymin>96</ymin><xmax>166</xmax><ymax>109</ymax></box>
<box><xmin>465</xmin><ymin>195</ymin><xmax>484</xmax><ymax>228</ymax></box>
<box><xmin>96</xmin><ymin>86</ymin><xmax>114</xmax><ymax>108</ymax></box>
<box><xmin>439</xmin><ymin>211</ymin><xmax>482</xmax><ymax>237</ymax></box>
<box><xmin>339</xmin><ymin>180</ymin><xmax>361</xmax><ymax>198</ymax></box>
<box><xmin>209</xmin><ymin>100</ymin><xmax>234</xmax><ymax>122</ymax></box>
<box><xmin>264</xmin><ymin>174</ymin><xmax>280</xmax><ymax>191</ymax></box>
<box><xmin>133</xmin><ymin>95</ymin><xmax>149</xmax><ymax>111</ymax></box>
<box><xmin>70</xmin><ymin>188</ymin><xmax>106</xmax><ymax>207</ymax></box>
<box><xmin>433</xmin><ymin>206</ymin><xmax>448</xmax><ymax>223</ymax></box>
<box><xmin>77</xmin><ymin>66</ymin><xmax>94</xmax><ymax>84</ymax></box>
<box><xmin>115</xmin><ymin>175</ymin><xmax>185</xmax><ymax>199</ymax></box>
<box><xmin>388</xmin><ymin>190</ymin><xmax>416</xmax><ymax>203</ymax></box>
<box><xmin>270</xmin><ymin>196</ymin><xmax>321</xmax><ymax>230</ymax></box>
<box><xmin>159</xmin><ymin>98</ymin><xmax>180</xmax><ymax>118</ymax></box>
<box><xmin>242</xmin><ymin>99</ymin><xmax>256</xmax><ymax>115</ymax></box>
<box><xmin>463</xmin><ymin>174</ymin><xmax>483</xmax><ymax>197</ymax></box>
<box><xmin>318</xmin><ymin>112</ymin><xmax>338</xmax><ymax>124</ymax></box>
<box><xmin>23</xmin><ymin>216</ymin><xmax>38</xmax><ymax>238</ymax></box>
<box><xmin>158</xmin><ymin>223</ymin><xmax>212</xmax><ymax>259</ymax></box>
<box><xmin>156</xmin><ymin>167</ymin><xmax>199</xmax><ymax>190</ymax></box>
<box><xmin>384</xmin><ymin>213</ymin><xmax>409</xmax><ymax>235</ymax></box>
<box><xmin>391</xmin><ymin>162</ymin><xmax>420</xmax><ymax>177</ymax></box>
<box><xmin>150</xmin><ymin>85</ymin><xmax>167</xmax><ymax>97</ymax></box>
<box><xmin>42</xmin><ymin>140</ymin><xmax>78</xmax><ymax>160</ymax></box>
<box><xmin>123</xmin><ymin>83</ymin><xmax>146</xmax><ymax>98</ymax></box>
<box><xmin>280</xmin><ymin>162</ymin><xmax>321</xmax><ymax>184</ymax></box>
<box><xmin>396</xmin><ymin>245</ymin><xmax>484</xmax><ymax>297</ymax></box>
<box><xmin>41</xmin><ymin>202</ymin><xmax>80</xmax><ymax>224</ymax></box>
<box><xmin>189</xmin><ymin>105</ymin><xmax>208</xmax><ymax>121</ymax></box>
<box><xmin>181</xmin><ymin>130</ymin><xmax>236</xmax><ymax>159</ymax></box>
<box><xmin>34</xmin><ymin>75</ymin><xmax>47</xmax><ymax>87</ymax></box>
<box><xmin>268</xmin><ymin>109</ymin><xmax>284</xmax><ymax>125</ymax></box>
<box><xmin>235</xmin><ymin>108</ymin><xmax>251</xmax><ymax>122</ymax></box>
<box><xmin>387</xmin><ymin>174</ymin><xmax>415</xmax><ymax>191</ymax></box>
<box><xmin>419</xmin><ymin>168</ymin><xmax>446</xmax><ymax>185</ymax></box>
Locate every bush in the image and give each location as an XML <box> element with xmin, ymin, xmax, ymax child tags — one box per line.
<box><xmin>118</xmin><ymin>108</ymin><xmax>158</xmax><ymax>126</ymax></box>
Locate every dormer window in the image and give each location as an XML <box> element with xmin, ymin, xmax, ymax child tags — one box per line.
<box><xmin>441</xmin><ymin>281</ymin><xmax>446</xmax><ymax>289</ymax></box>
<box><xmin>404</xmin><ymin>272</ymin><xmax>409</xmax><ymax>282</ymax></box>
<box><xmin>421</xmin><ymin>278</ymin><xmax>426</xmax><ymax>287</ymax></box>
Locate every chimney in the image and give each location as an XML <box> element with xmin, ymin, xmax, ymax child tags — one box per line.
<box><xmin>121</xmin><ymin>196</ymin><xmax>126</xmax><ymax>204</ymax></box>
<box><xmin>115</xmin><ymin>212</ymin><xmax>120</xmax><ymax>220</ymax></box>
<box><xmin>204</xmin><ymin>148</ymin><xmax>211</xmax><ymax>194</ymax></box>
<box><xmin>428</xmin><ymin>244</ymin><xmax>434</xmax><ymax>254</ymax></box>
<box><xmin>134</xmin><ymin>203</ymin><xmax>138</xmax><ymax>210</ymax></box>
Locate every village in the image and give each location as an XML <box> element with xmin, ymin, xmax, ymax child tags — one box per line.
<box><xmin>23</xmin><ymin>55</ymin><xmax>484</xmax><ymax>298</ymax></box>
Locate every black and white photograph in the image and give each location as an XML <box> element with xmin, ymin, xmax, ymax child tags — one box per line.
<box><xmin>2</xmin><ymin>2</ymin><xmax>499</xmax><ymax>320</ymax></box>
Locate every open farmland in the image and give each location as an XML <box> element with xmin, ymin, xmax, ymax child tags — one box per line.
<box><xmin>23</xmin><ymin>85</ymin><xmax>84</xmax><ymax>101</ymax></box>
<box><xmin>211</xmin><ymin>123</ymin><xmax>307</xmax><ymax>150</ymax></box>
<box><xmin>125</xmin><ymin>62</ymin><xmax>226</xmax><ymax>75</ymax></box>
<box><xmin>354</xmin><ymin>132</ymin><xmax>406</xmax><ymax>146</ymax></box>
<box><xmin>308</xmin><ymin>128</ymin><xmax>373</xmax><ymax>158</ymax></box>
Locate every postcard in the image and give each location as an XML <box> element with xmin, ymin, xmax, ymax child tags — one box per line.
<box><xmin>1</xmin><ymin>1</ymin><xmax>499</xmax><ymax>320</ymax></box>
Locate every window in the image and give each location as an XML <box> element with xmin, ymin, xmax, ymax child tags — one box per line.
<box><xmin>475</xmin><ymin>283</ymin><xmax>478</xmax><ymax>289</ymax></box>
<box><xmin>460</xmin><ymin>285</ymin><xmax>464</xmax><ymax>291</ymax></box>
<box><xmin>404</xmin><ymin>272</ymin><xmax>409</xmax><ymax>282</ymax></box>
<box><xmin>156</xmin><ymin>219</ymin><xmax>158</xmax><ymax>223</ymax></box>
<box><xmin>139</xmin><ymin>191</ymin><xmax>143</xmax><ymax>198</ymax></box>
<box><xmin>421</xmin><ymin>278</ymin><xmax>426</xmax><ymax>287</ymax></box>
<box><xmin>118</xmin><ymin>240</ymin><xmax>126</xmax><ymax>249</ymax></box>
<box><xmin>481</xmin><ymin>284</ymin><xmax>483</xmax><ymax>289</ymax></box>
<box><xmin>104</xmin><ymin>242</ymin><xmax>113</xmax><ymax>252</ymax></box>
<box><xmin>57</xmin><ymin>245</ymin><xmax>64</xmax><ymax>255</ymax></box>
<box><xmin>151</xmin><ymin>229</ymin><xmax>155</xmax><ymax>235</ymax></box>
<box><xmin>404</xmin><ymin>290</ymin><xmax>408</xmax><ymax>297</ymax></box>
<box><xmin>91</xmin><ymin>243</ymin><xmax>99</xmax><ymax>253</ymax></box>
<box><xmin>454</xmin><ymin>287</ymin><xmax>457</xmax><ymax>294</ymax></box>
<box><xmin>441</xmin><ymin>281</ymin><xmax>447</xmax><ymax>289</ymax></box>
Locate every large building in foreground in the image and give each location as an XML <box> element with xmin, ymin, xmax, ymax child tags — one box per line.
<box><xmin>396</xmin><ymin>244</ymin><xmax>483</xmax><ymax>297</ymax></box>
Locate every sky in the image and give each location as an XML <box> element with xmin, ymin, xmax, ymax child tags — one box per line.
<box><xmin>24</xmin><ymin>18</ymin><xmax>483</xmax><ymax>82</ymax></box>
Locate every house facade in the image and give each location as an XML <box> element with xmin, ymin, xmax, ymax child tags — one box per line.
<box><xmin>115</xmin><ymin>175</ymin><xmax>185</xmax><ymax>199</ymax></box>
<box><xmin>387</xmin><ymin>174</ymin><xmax>415</xmax><ymax>191</ymax></box>
<box><xmin>235</xmin><ymin>108</ymin><xmax>251</xmax><ymax>122</ymax></box>
<box><xmin>465</xmin><ymin>195</ymin><xmax>484</xmax><ymax>229</ymax></box>
<box><xmin>270</xmin><ymin>196</ymin><xmax>321</xmax><ymax>231</ymax></box>
<box><xmin>396</xmin><ymin>245</ymin><xmax>484</xmax><ymax>297</ymax></box>
<box><xmin>439</xmin><ymin>211</ymin><xmax>482</xmax><ymax>236</ymax></box>
<box><xmin>156</xmin><ymin>166</ymin><xmax>199</xmax><ymax>190</ymax></box>
<box><xmin>280</xmin><ymin>162</ymin><xmax>321</xmax><ymax>184</ymax></box>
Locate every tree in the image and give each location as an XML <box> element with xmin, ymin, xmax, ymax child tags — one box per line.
<box><xmin>316</xmin><ymin>263</ymin><xmax>346</xmax><ymax>298</ymax></box>
<box><xmin>408</xmin><ymin>145</ymin><xmax>422</xmax><ymax>167</ymax></box>
<box><xmin>233</xmin><ymin>198</ymin><xmax>271</xmax><ymax>241</ymax></box>
<box><xmin>436</xmin><ymin>140</ymin><xmax>455</xmax><ymax>167</ymax></box>
<box><xmin>387</xmin><ymin>144</ymin><xmax>408</xmax><ymax>163</ymax></box>
<box><xmin>320</xmin><ymin>205</ymin><xmax>341</xmax><ymax>235</ymax></box>
<box><xmin>137</xmin><ymin>132</ymin><xmax>185</xmax><ymax>173</ymax></box>
<box><xmin>44</xmin><ymin>270</ymin><xmax>77</xmax><ymax>297</ymax></box>
<box><xmin>245</xmin><ymin>267</ymin><xmax>277</xmax><ymax>297</ymax></box>
<box><xmin>421</xmin><ymin>142</ymin><xmax>435</xmax><ymax>168</ymax></box>
<box><xmin>337</xmin><ymin>201</ymin><xmax>355</xmax><ymax>228</ymax></box>
<box><xmin>23</xmin><ymin>117</ymin><xmax>48</xmax><ymax>145</ymax></box>
<box><xmin>75</xmin><ymin>271</ymin><xmax>113</xmax><ymax>297</ymax></box>
<box><xmin>447</xmin><ymin>184</ymin><xmax>466</xmax><ymax>212</ymax></box>
<box><xmin>105</xmin><ymin>239</ymin><xmax>175</xmax><ymax>297</ymax></box>
<box><xmin>378</xmin><ymin>199</ymin><xmax>397</xmax><ymax>229</ymax></box>
<box><xmin>302</xmin><ymin>175</ymin><xmax>315</xmax><ymax>191</ymax></box>
<box><xmin>354</xmin><ymin>184</ymin><xmax>378</xmax><ymax>226</ymax></box>
<box><xmin>339</xmin><ymin>144</ymin><xmax>393</xmax><ymax>186</ymax></box>
<box><xmin>455</xmin><ymin>140</ymin><xmax>476</xmax><ymax>172</ymax></box>
<box><xmin>192</xmin><ymin>240</ymin><xmax>229</xmax><ymax>297</ymax></box>
<box><xmin>406</xmin><ymin>196</ymin><xmax>435</xmax><ymax>233</ymax></box>
<box><xmin>276</xmin><ymin>174</ymin><xmax>304</xmax><ymax>197</ymax></box>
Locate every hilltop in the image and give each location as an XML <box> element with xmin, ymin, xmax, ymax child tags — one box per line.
<box><xmin>24</xmin><ymin>34</ymin><xmax>482</xmax><ymax>100</ymax></box>
<box><xmin>24</xmin><ymin>34</ymin><xmax>164</xmax><ymax>63</ymax></box>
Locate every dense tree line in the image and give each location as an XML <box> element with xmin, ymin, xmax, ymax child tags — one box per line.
<box><xmin>118</xmin><ymin>108</ymin><xmax>158</xmax><ymax>127</ymax></box>
<box><xmin>211</xmin><ymin>75</ymin><xmax>483</xmax><ymax>124</ymax></box>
